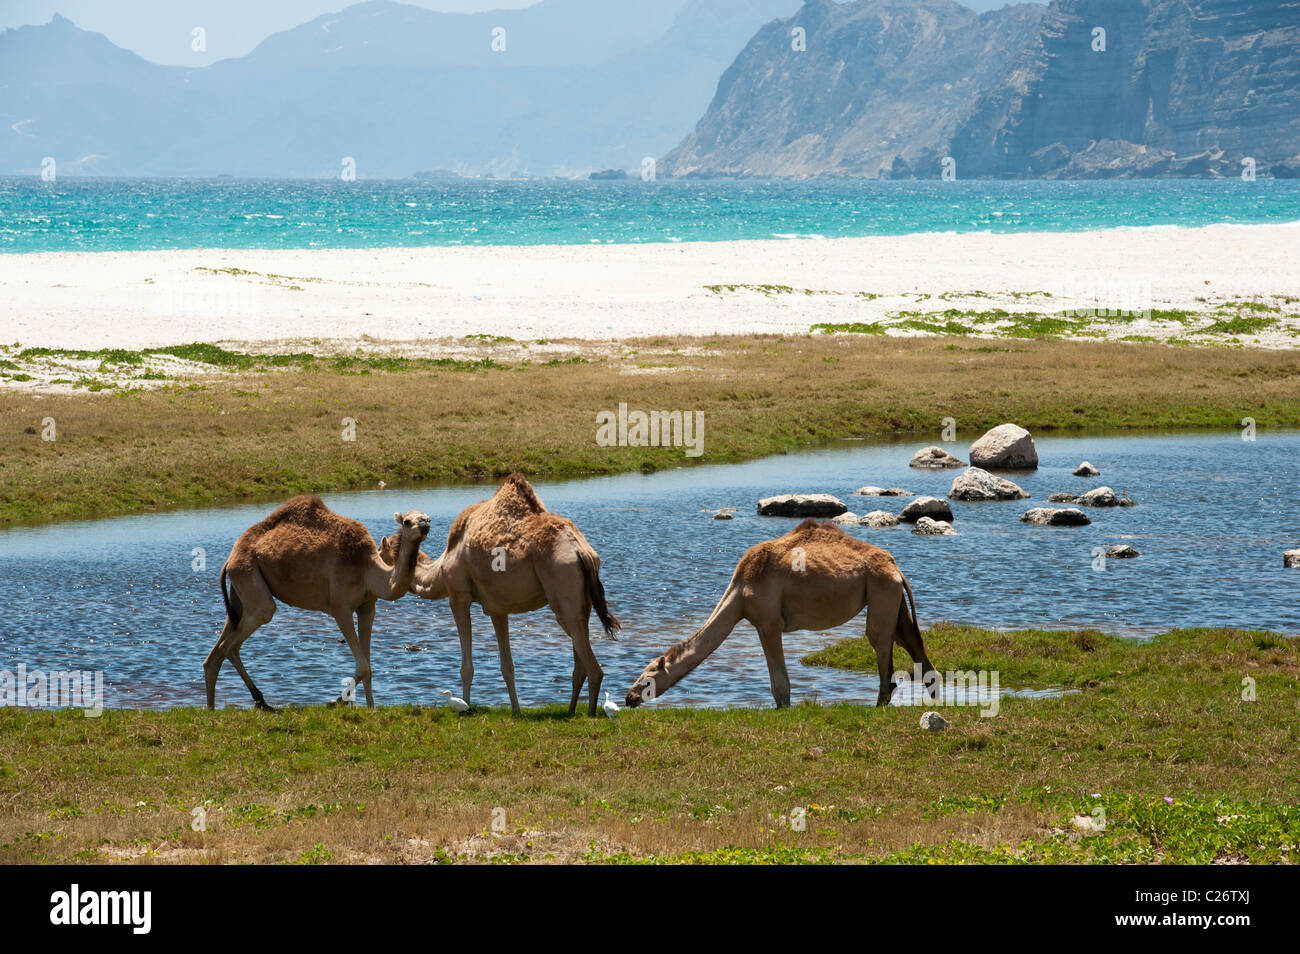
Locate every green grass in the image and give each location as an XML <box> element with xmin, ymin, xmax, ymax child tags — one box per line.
<box><xmin>0</xmin><ymin>624</ymin><xmax>1295</xmax><ymax>864</ymax></box>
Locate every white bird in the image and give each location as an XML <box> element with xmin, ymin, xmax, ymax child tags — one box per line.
<box><xmin>440</xmin><ymin>689</ymin><xmax>470</xmax><ymax>713</ymax></box>
<box><xmin>602</xmin><ymin>691</ymin><xmax>620</xmax><ymax>718</ymax></box>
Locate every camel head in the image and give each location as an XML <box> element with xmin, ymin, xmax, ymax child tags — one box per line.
<box><xmin>625</xmin><ymin>655</ymin><xmax>670</xmax><ymax>708</ymax></box>
<box><xmin>388</xmin><ymin>511</ymin><xmax>431</xmax><ymax>569</ymax></box>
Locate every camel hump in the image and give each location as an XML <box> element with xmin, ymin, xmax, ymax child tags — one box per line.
<box><xmin>247</xmin><ymin>494</ymin><xmax>374</xmax><ymax>562</ymax></box>
<box><xmin>495</xmin><ymin>473</ymin><xmax>546</xmax><ymax>515</ymax></box>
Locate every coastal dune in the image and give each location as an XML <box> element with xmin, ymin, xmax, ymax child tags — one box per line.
<box><xmin>1</xmin><ymin>223</ymin><xmax>1297</xmax><ymax>350</ymax></box>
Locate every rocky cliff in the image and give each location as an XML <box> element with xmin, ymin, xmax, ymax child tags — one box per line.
<box><xmin>663</xmin><ymin>0</ymin><xmax>1300</xmax><ymax>178</ymax></box>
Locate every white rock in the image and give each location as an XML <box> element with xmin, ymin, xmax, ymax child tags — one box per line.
<box><xmin>912</xmin><ymin>517</ymin><xmax>956</xmax><ymax>536</ymax></box>
<box><xmin>854</xmin><ymin>486</ymin><xmax>914</xmax><ymax>497</ymax></box>
<box><xmin>1105</xmin><ymin>544</ymin><xmax>1140</xmax><ymax>558</ymax></box>
<box><xmin>1285</xmin><ymin>550</ymin><xmax>1300</xmax><ymax>568</ymax></box>
<box><xmin>919</xmin><ymin>711</ymin><xmax>949</xmax><ymax>731</ymax></box>
<box><xmin>948</xmin><ymin>466</ymin><xmax>1029</xmax><ymax>501</ymax></box>
<box><xmin>830</xmin><ymin>512</ymin><xmax>862</xmax><ymax>526</ymax></box>
<box><xmin>969</xmin><ymin>423</ymin><xmax>1038</xmax><ymax>469</ymax></box>
<box><xmin>861</xmin><ymin>510</ymin><xmax>901</xmax><ymax>528</ymax></box>
<box><xmin>909</xmin><ymin>446</ymin><xmax>965</xmax><ymax>469</ymax></box>
<box><xmin>900</xmin><ymin>496</ymin><xmax>954</xmax><ymax>522</ymax></box>
<box><xmin>1077</xmin><ymin>486</ymin><xmax>1120</xmax><ymax>507</ymax></box>
<box><xmin>1073</xmin><ymin>461</ymin><xmax>1100</xmax><ymax>477</ymax></box>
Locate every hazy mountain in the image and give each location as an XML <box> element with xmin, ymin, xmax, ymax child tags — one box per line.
<box><xmin>663</xmin><ymin>0</ymin><xmax>1300</xmax><ymax>179</ymax></box>
<box><xmin>0</xmin><ymin>0</ymin><xmax>801</xmax><ymax>177</ymax></box>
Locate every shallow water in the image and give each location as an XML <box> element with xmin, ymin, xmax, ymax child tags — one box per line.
<box><xmin>1</xmin><ymin>431</ymin><xmax>1296</xmax><ymax>711</ymax></box>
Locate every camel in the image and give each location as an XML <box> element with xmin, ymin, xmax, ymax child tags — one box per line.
<box><xmin>625</xmin><ymin>519</ymin><xmax>936</xmax><ymax>709</ymax></box>
<box><xmin>383</xmin><ymin>473</ymin><xmax>619</xmax><ymax>716</ymax></box>
<box><xmin>204</xmin><ymin>495</ymin><xmax>430</xmax><ymax>710</ymax></box>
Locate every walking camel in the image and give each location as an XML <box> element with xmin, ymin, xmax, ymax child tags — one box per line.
<box><xmin>384</xmin><ymin>473</ymin><xmax>619</xmax><ymax>716</ymax></box>
<box><xmin>625</xmin><ymin>519</ymin><xmax>936</xmax><ymax>708</ymax></box>
<box><xmin>204</xmin><ymin>495</ymin><xmax>431</xmax><ymax>710</ymax></box>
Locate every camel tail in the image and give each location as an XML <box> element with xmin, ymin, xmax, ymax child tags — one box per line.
<box><xmin>578</xmin><ymin>549</ymin><xmax>621</xmax><ymax>639</ymax></box>
<box><xmin>220</xmin><ymin>565</ymin><xmax>242</xmax><ymax>629</ymax></box>
<box><xmin>901</xmin><ymin>574</ymin><xmax>921</xmax><ymax>644</ymax></box>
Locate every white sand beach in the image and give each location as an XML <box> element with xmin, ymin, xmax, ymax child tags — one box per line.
<box><xmin>1</xmin><ymin>224</ymin><xmax>1298</xmax><ymax>351</ymax></box>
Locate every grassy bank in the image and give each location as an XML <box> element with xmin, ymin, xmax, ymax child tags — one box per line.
<box><xmin>4</xmin><ymin>334</ymin><xmax>1299</xmax><ymax>525</ymax></box>
<box><xmin>1</xmin><ymin>625</ymin><xmax>1295</xmax><ymax>864</ymax></box>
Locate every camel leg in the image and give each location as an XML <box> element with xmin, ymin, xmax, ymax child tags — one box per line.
<box><xmin>894</xmin><ymin>601</ymin><xmax>938</xmax><ymax>702</ymax></box>
<box><xmin>558</xmin><ymin>608</ymin><xmax>602</xmax><ymax>716</ymax></box>
<box><xmin>450</xmin><ymin>595</ymin><xmax>475</xmax><ymax>707</ymax></box>
<box><xmin>203</xmin><ymin>570</ymin><xmax>275</xmax><ymax>710</ymax></box>
<box><xmin>866</xmin><ymin>577</ymin><xmax>904</xmax><ymax>706</ymax></box>
<box><xmin>755</xmin><ymin>621</ymin><xmax>792</xmax><ymax>709</ymax></box>
<box><xmin>567</xmin><ymin>649</ymin><xmax>587</xmax><ymax>716</ymax></box>
<box><xmin>356</xmin><ymin>599</ymin><xmax>377</xmax><ymax>708</ymax></box>
<box><xmin>332</xmin><ymin>606</ymin><xmax>371</xmax><ymax>708</ymax></box>
<box><xmin>490</xmin><ymin>614</ymin><xmax>521</xmax><ymax>716</ymax></box>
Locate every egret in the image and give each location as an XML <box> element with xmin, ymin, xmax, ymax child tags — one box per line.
<box><xmin>440</xmin><ymin>689</ymin><xmax>470</xmax><ymax>713</ymax></box>
<box><xmin>602</xmin><ymin>691</ymin><xmax>620</xmax><ymax>718</ymax></box>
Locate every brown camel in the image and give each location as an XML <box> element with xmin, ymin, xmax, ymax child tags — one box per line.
<box><xmin>625</xmin><ymin>519</ymin><xmax>936</xmax><ymax>708</ymax></box>
<box><xmin>204</xmin><ymin>495</ymin><xmax>431</xmax><ymax>710</ymax></box>
<box><xmin>384</xmin><ymin>473</ymin><xmax>619</xmax><ymax>716</ymax></box>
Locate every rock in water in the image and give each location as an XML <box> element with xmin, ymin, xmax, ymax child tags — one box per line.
<box><xmin>912</xmin><ymin>517</ymin><xmax>957</xmax><ymax>536</ymax></box>
<box><xmin>948</xmin><ymin>466</ymin><xmax>1029</xmax><ymax>501</ymax></box>
<box><xmin>969</xmin><ymin>423</ymin><xmax>1038</xmax><ymax>469</ymax></box>
<box><xmin>1021</xmin><ymin>507</ymin><xmax>1090</xmax><ymax>526</ymax></box>
<box><xmin>757</xmin><ymin>494</ymin><xmax>847</xmax><ymax>518</ymax></box>
<box><xmin>1077</xmin><ymin>486</ymin><xmax>1122</xmax><ymax>507</ymax></box>
<box><xmin>919</xmin><ymin>711</ymin><xmax>949</xmax><ymax>731</ymax></box>
<box><xmin>1047</xmin><ymin>492</ymin><xmax>1080</xmax><ymax>503</ymax></box>
<box><xmin>909</xmin><ymin>446</ymin><xmax>966</xmax><ymax>469</ymax></box>
<box><xmin>854</xmin><ymin>486</ymin><xmax>914</xmax><ymax>497</ymax></box>
<box><xmin>1105</xmin><ymin>545</ymin><xmax>1140</xmax><ymax>558</ymax></box>
<box><xmin>830</xmin><ymin>512</ymin><xmax>862</xmax><ymax>526</ymax></box>
<box><xmin>900</xmin><ymin>496</ymin><xmax>954</xmax><ymax>522</ymax></box>
<box><xmin>1073</xmin><ymin>461</ymin><xmax>1100</xmax><ymax>477</ymax></box>
<box><xmin>1285</xmin><ymin>550</ymin><xmax>1300</xmax><ymax>568</ymax></box>
<box><xmin>861</xmin><ymin>510</ymin><xmax>901</xmax><ymax>528</ymax></box>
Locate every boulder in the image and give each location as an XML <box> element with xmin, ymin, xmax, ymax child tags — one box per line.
<box><xmin>919</xmin><ymin>711</ymin><xmax>949</xmax><ymax>731</ymax></box>
<box><xmin>909</xmin><ymin>446</ymin><xmax>965</xmax><ymax>469</ymax></box>
<box><xmin>1077</xmin><ymin>486</ymin><xmax>1121</xmax><ymax>507</ymax></box>
<box><xmin>1105</xmin><ymin>544</ymin><xmax>1140</xmax><ymax>559</ymax></box>
<box><xmin>854</xmin><ymin>486</ymin><xmax>914</xmax><ymax>497</ymax></box>
<box><xmin>948</xmin><ymin>466</ymin><xmax>1029</xmax><ymax>501</ymax></box>
<box><xmin>711</xmin><ymin>511</ymin><xmax>734</xmax><ymax>521</ymax></box>
<box><xmin>1073</xmin><ymin>461</ymin><xmax>1101</xmax><ymax>477</ymax></box>
<box><xmin>757</xmin><ymin>494</ymin><xmax>847</xmax><ymax>518</ymax></box>
<box><xmin>900</xmin><ymin>496</ymin><xmax>953</xmax><ymax>522</ymax></box>
<box><xmin>861</xmin><ymin>510</ymin><xmax>901</xmax><ymax>528</ymax></box>
<box><xmin>1047</xmin><ymin>492</ymin><xmax>1080</xmax><ymax>503</ymax></box>
<box><xmin>912</xmin><ymin>517</ymin><xmax>957</xmax><ymax>536</ymax></box>
<box><xmin>969</xmin><ymin>423</ymin><xmax>1038</xmax><ymax>469</ymax></box>
<box><xmin>1021</xmin><ymin>507</ymin><xmax>1090</xmax><ymax>526</ymax></box>
<box><xmin>1285</xmin><ymin>550</ymin><xmax>1300</xmax><ymax>568</ymax></box>
<box><xmin>830</xmin><ymin>512</ymin><xmax>862</xmax><ymax>526</ymax></box>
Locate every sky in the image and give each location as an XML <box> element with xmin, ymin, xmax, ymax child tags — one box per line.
<box><xmin>0</xmin><ymin>0</ymin><xmax>1045</xmax><ymax>66</ymax></box>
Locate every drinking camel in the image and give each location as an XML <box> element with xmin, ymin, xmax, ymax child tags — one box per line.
<box><xmin>625</xmin><ymin>519</ymin><xmax>935</xmax><ymax>708</ymax></box>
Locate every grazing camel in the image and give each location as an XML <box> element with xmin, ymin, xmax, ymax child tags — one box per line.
<box><xmin>204</xmin><ymin>495</ymin><xmax>431</xmax><ymax>710</ymax></box>
<box><xmin>384</xmin><ymin>473</ymin><xmax>619</xmax><ymax>716</ymax></box>
<box><xmin>625</xmin><ymin>519</ymin><xmax>936</xmax><ymax>709</ymax></box>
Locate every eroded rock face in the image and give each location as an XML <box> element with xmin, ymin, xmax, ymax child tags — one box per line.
<box><xmin>909</xmin><ymin>446</ymin><xmax>966</xmax><ymax>469</ymax></box>
<box><xmin>912</xmin><ymin>517</ymin><xmax>956</xmax><ymax>536</ymax></box>
<box><xmin>861</xmin><ymin>510</ymin><xmax>900</xmax><ymax>528</ymax></box>
<box><xmin>900</xmin><ymin>496</ymin><xmax>954</xmax><ymax>523</ymax></box>
<box><xmin>1021</xmin><ymin>507</ymin><xmax>1090</xmax><ymax>526</ymax></box>
<box><xmin>969</xmin><ymin>424</ymin><xmax>1038</xmax><ymax>470</ymax></box>
<box><xmin>948</xmin><ymin>466</ymin><xmax>1029</xmax><ymax>501</ymax></box>
<box><xmin>757</xmin><ymin>494</ymin><xmax>847</xmax><ymax>518</ymax></box>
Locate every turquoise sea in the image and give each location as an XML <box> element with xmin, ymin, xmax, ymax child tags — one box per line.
<box><xmin>2</xmin><ymin>177</ymin><xmax>1299</xmax><ymax>254</ymax></box>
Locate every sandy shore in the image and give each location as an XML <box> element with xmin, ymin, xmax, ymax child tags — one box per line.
<box><xmin>1</xmin><ymin>224</ymin><xmax>1298</xmax><ymax>350</ymax></box>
